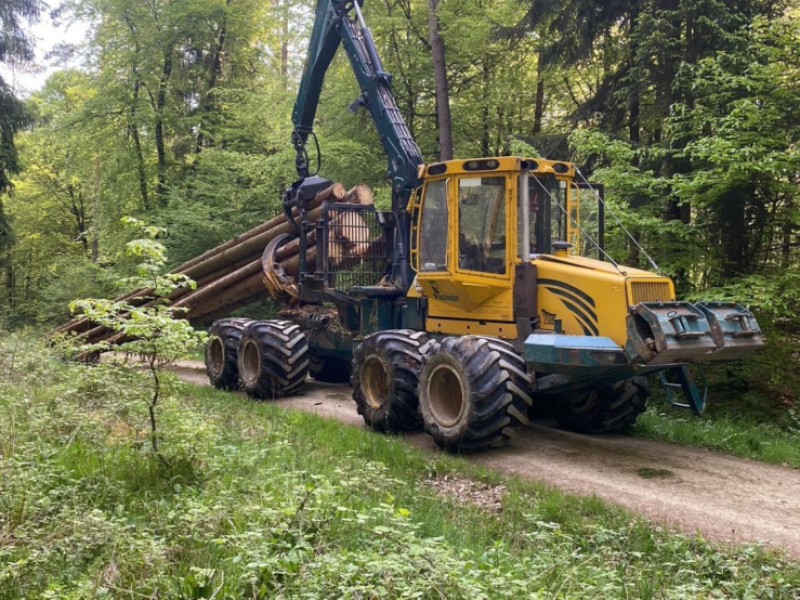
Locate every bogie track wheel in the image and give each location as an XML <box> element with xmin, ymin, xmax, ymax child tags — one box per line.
<box><xmin>554</xmin><ymin>377</ymin><xmax>650</xmax><ymax>434</ymax></box>
<box><xmin>205</xmin><ymin>318</ymin><xmax>253</xmax><ymax>390</ymax></box>
<box><xmin>310</xmin><ymin>353</ymin><xmax>352</xmax><ymax>383</ymax></box>
<box><xmin>352</xmin><ymin>330</ymin><xmax>431</xmax><ymax>433</ymax></box>
<box><xmin>237</xmin><ymin>320</ymin><xmax>310</xmax><ymax>399</ymax></box>
<box><xmin>419</xmin><ymin>336</ymin><xmax>532</xmax><ymax>452</ymax></box>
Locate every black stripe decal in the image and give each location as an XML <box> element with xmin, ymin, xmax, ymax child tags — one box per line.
<box><xmin>560</xmin><ymin>299</ymin><xmax>600</xmax><ymax>337</ymax></box>
<box><xmin>545</xmin><ymin>287</ymin><xmax>598</xmax><ymax>324</ymax></box>
<box><xmin>538</xmin><ymin>278</ymin><xmax>596</xmax><ymax>308</ymax></box>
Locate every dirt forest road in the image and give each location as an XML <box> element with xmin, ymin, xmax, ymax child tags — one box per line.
<box><xmin>173</xmin><ymin>361</ymin><xmax>800</xmax><ymax>560</ymax></box>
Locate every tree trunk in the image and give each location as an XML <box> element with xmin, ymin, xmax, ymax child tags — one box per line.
<box><xmin>281</xmin><ymin>0</ymin><xmax>289</xmax><ymax>81</ymax></box>
<box><xmin>92</xmin><ymin>156</ymin><xmax>100</xmax><ymax>262</ymax></box>
<box><xmin>782</xmin><ymin>199</ymin><xmax>794</xmax><ymax>270</ymax></box>
<box><xmin>427</xmin><ymin>0</ymin><xmax>453</xmax><ymax>161</ymax></box>
<box><xmin>155</xmin><ymin>48</ymin><xmax>173</xmax><ymax>207</ymax></box>
<box><xmin>533</xmin><ymin>56</ymin><xmax>545</xmax><ymax>135</ymax></box>
<box><xmin>67</xmin><ymin>184</ymin><xmax>90</xmax><ymax>254</ymax></box>
<box><xmin>5</xmin><ymin>253</ymin><xmax>13</xmax><ymax>311</ymax></box>
<box><xmin>481</xmin><ymin>62</ymin><xmax>490</xmax><ymax>156</ymax></box>
<box><xmin>195</xmin><ymin>2</ymin><xmax>229</xmax><ymax>155</ymax></box>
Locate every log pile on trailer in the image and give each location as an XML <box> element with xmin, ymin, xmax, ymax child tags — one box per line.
<box><xmin>54</xmin><ymin>182</ymin><xmax>377</xmax><ymax>349</ymax></box>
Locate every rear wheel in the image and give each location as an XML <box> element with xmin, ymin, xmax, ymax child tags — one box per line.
<box><xmin>205</xmin><ymin>318</ymin><xmax>252</xmax><ymax>390</ymax></box>
<box><xmin>237</xmin><ymin>320</ymin><xmax>310</xmax><ymax>399</ymax></box>
<box><xmin>554</xmin><ymin>377</ymin><xmax>649</xmax><ymax>434</ymax></box>
<box><xmin>309</xmin><ymin>353</ymin><xmax>352</xmax><ymax>383</ymax></box>
<box><xmin>419</xmin><ymin>336</ymin><xmax>532</xmax><ymax>453</ymax></box>
<box><xmin>352</xmin><ymin>330</ymin><xmax>431</xmax><ymax>433</ymax></box>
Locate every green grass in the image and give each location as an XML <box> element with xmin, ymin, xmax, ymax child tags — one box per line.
<box><xmin>3</xmin><ymin>338</ymin><xmax>800</xmax><ymax>599</ymax></box>
<box><xmin>633</xmin><ymin>396</ymin><xmax>800</xmax><ymax>469</ymax></box>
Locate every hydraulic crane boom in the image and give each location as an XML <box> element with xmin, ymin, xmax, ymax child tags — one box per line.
<box><xmin>287</xmin><ymin>0</ymin><xmax>423</xmax><ymax>288</ymax></box>
<box><xmin>291</xmin><ymin>0</ymin><xmax>422</xmax><ymax>210</ymax></box>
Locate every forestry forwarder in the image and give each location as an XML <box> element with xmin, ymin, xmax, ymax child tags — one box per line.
<box><xmin>204</xmin><ymin>0</ymin><xmax>764</xmax><ymax>452</ymax></box>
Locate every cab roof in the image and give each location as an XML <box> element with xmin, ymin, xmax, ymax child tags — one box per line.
<box><xmin>419</xmin><ymin>156</ymin><xmax>576</xmax><ymax>179</ymax></box>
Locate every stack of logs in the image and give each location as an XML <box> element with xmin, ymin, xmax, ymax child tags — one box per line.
<box><xmin>54</xmin><ymin>182</ymin><xmax>374</xmax><ymax>349</ymax></box>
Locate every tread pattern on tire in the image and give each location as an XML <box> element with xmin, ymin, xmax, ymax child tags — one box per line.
<box><xmin>420</xmin><ymin>336</ymin><xmax>533</xmax><ymax>453</ymax></box>
<box><xmin>352</xmin><ymin>329</ymin><xmax>431</xmax><ymax>433</ymax></box>
<box><xmin>238</xmin><ymin>320</ymin><xmax>310</xmax><ymax>399</ymax></box>
<box><xmin>205</xmin><ymin>318</ymin><xmax>252</xmax><ymax>390</ymax></box>
<box><xmin>555</xmin><ymin>376</ymin><xmax>649</xmax><ymax>434</ymax></box>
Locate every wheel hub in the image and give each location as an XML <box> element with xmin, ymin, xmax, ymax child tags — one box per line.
<box><xmin>207</xmin><ymin>338</ymin><xmax>225</xmax><ymax>376</ymax></box>
<box><xmin>240</xmin><ymin>339</ymin><xmax>261</xmax><ymax>385</ymax></box>
<box><xmin>427</xmin><ymin>364</ymin><xmax>465</xmax><ymax>427</ymax></box>
<box><xmin>362</xmin><ymin>356</ymin><xmax>390</xmax><ymax>409</ymax></box>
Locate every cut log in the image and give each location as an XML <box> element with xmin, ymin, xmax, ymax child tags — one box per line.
<box><xmin>343</xmin><ymin>184</ymin><xmax>374</xmax><ymax>206</ymax></box>
<box><xmin>328</xmin><ymin>209</ymin><xmax>376</xmax><ymax>265</ymax></box>
<box><xmin>172</xmin><ymin>258</ymin><xmax>262</xmax><ymax>311</ymax></box>
<box><xmin>174</xmin><ymin>182</ymin><xmax>344</xmax><ymax>275</ymax></box>
<box><xmin>185</xmin><ymin>272</ymin><xmax>267</xmax><ymax>320</ymax></box>
<box><xmin>192</xmin><ymin>290</ymin><xmax>272</xmax><ymax>325</ymax></box>
<box><xmin>281</xmin><ymin>246</ymin><xmax>318</xmax><ymax>277</ymax></box>
<box><xmin>181</xmin><ymin>205</ymin><xmax>325</xmax><ymax>282</ymax></box>
<box><xmin>274</xmin><ymin>230</ymin><xmax>317</xmax><ymax>262</ymax></box>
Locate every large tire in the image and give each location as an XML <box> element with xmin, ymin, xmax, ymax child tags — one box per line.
<box><xmin>237</xmin><ymin>320</ymin><xmax>310</xmax><ymax>399</ymax></box>
<box><xmin>554</xmin><ymin>377</ymin><xmax>650</xmax><ymax>434</ymax></box>
<box><xmin>205</xmin><ymin>318</ymin><xmax>252</xmax><ymax>390</ymax></box>
<box><xmin>352</xmin><ymin>330</ymin><xmax>431</xmax><ymax>433</ymax></box>
<box><xmin>419</xmin><ymin>336</ymin><xmax>533</xmax><ymax>453</ymax></box>
<box><xmin>309</xmin><ymin>353</ymin><xmax>352</xmax><ymax>383</ymax></box>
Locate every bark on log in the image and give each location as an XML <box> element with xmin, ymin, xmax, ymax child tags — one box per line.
<box><xmin>193</xmin><ymin>290</ymin><xmax>272</xmax><ymax>325</ymax></box>
<box><xmin>274</xmin><ymin>230</ymin><xmax>316</xmax><ymax>262</ymax></box>
<box><xmin>185</xmin><ymin>271</ymin><xmax>266</xmax><ymax>319</ymax></box>
<box><xmin>281</xmin><ymin>246</ymin><xmax>317</xmax><ymax>277</ymax></box>
<box><xmin>172</xmin><ymin>258</ymin><xmax>262</xmax><ymax>311</ymax></box>
<box><xmin>174</xmin><ymin>182</ymin><xmax>344</xmax><ymax>274</ymax></box>
<box><xmin>181</xmin><ymin>205</ymin><xmax>325</xmax><ymax>282</ymax></box>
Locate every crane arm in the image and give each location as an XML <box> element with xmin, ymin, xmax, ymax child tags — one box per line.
<box><xmin>291</xmin><ymin>0</ymin><xmax>423</xmax><ymax>213</ymax></box>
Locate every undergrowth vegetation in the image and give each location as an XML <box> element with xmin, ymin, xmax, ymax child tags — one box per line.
<box><xmin>2</xmin><ymin>334</ymin><xmax>800</xmax><ymax>599</ymax></box>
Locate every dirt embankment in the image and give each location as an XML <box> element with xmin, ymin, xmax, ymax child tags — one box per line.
<box><xmin>173</xmin><ymin>361</ymin><xmax>800</xmax><ymax>560</ymax></box>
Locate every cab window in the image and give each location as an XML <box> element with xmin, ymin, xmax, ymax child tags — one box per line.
<box><xmin>419</xmin><ymin>179</ymin><xmax>448</xmax><ymax>272</ymax></box>
<box><xmin>457</xmin><ymin>176</ymin><xmax>506</xmax><ymax>274</ymax></box>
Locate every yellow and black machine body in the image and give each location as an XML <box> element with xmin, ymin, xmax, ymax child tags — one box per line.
<box><xmin>204</xmin><ymin>0</ymin><xmax>764</xmax><ymax>452</ymax></box>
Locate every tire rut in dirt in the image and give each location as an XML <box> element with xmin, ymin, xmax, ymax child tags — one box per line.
<box><xmin>237</xmin><ymin>320</ymin><xmax>310</xmax><ymax>399</ymax></box>
<box><xmin>419</xmin><ymin>336</ymin><xmax>533</xmax><ymax>453</ymax></box>
<box><xmin>554</xmin><ymin>376</ymin><xmax>650</xmax><ymax>434</ymax></box>
<box><xmin>352</xmin><ymin>330</ymin><xmax>431</xmax><ymax>433</ymax></box>
<box><xmin>205</xmin><ymin>318</ymin><xmax>253</xmax><ymax>390</ymax></box>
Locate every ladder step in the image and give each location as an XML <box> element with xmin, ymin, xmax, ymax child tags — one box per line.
<box><xmin>664</xmin><ymin>383</ymin><xmax>683</xmax><ymax>389</ymax></box>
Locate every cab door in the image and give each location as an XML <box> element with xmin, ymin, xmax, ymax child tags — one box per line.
<box><xmin>416</xmin><ymin>172</ymin><xmax>517</xmax><ymax>339</ymax></box>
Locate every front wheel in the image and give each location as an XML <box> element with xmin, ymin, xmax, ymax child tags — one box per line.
<box><xmin>554</xmin><ymin>377</ymin><xmax>650</xmax><ymax>434</ymax></box>
<box><xmin>419</xmin><ymin>336</ymin><xmax>533</xmax><ymax>453</ymax></box>
<box><xmin>352</xmin><ymin>330</ymin><xmax>431</xmax><ymax>433</ymax></box>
